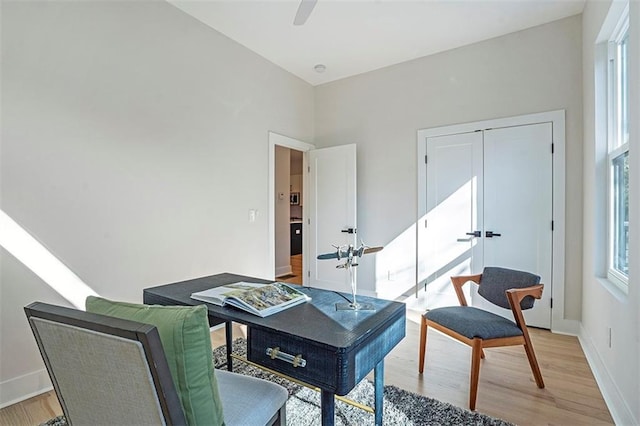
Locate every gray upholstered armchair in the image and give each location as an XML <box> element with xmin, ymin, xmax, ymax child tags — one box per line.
<box><xmin>418</xmin><ymin>267</ymin><xmax>545</xmax><ymax>410</ymax></box>
<box><xmin>25</xmin><ymin>300</ymin><xmax>288</xmax><ymax>425</ymax></box>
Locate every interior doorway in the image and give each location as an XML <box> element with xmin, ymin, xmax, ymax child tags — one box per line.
<box><xmin>277</xmin><ymin>148</ymin><xmax>304</xmax><ymax>285</ymax></box>
<box><xmin>268</xmin><ymin>132</ymin><xmax>358</xmax><ymax>293</ymax></box>
<box><xmin>268</xmin><ymin>132</ymin><xmax>314</xmax><ymax>286</ymax></box>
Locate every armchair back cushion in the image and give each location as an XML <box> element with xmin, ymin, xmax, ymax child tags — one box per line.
<box><xmin>86</xmin><ymin>296</ymin><xmax>224</xmax><ymax>426</ymax></box>
<box><xmin>477</xmin><ymin>266</ymin><xmax>540</xmax><ymax>310</ymax></box>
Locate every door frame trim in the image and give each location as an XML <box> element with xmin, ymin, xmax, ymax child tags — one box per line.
<box><xmin>416</xmin><ymin>110</ymin><xmax>574</xmax><ymax>334</ymax></box>
<box><xmin>268</xmin><ymin>131</ymin><xmax>314</xmax><ymax>286</ymax></box>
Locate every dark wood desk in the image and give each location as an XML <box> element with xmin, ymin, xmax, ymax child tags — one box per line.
<box><xmin>143</xmin><ymin>273</ymin><xmax>406</xmax><ymax>426</ymax></box>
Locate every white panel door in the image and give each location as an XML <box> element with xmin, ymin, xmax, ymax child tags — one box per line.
<box><xmin>308</xmin><ymin>144</ymin><xmax>357</xmax><ymax>292</ymax></box>
<box><xmin>472</xmin><ymin>123</ymin><xmax>553</xmax><ymax>328</ymax></box>
<box><xmin>424</xmin><ymin>132</ymin><xmax>483</xmax><ymax>308</ymax></box>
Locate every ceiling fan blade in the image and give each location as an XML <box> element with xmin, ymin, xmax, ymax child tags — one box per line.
<box><xmin>293</xmin><ymin>0</ymin><xmax>318</xmax><ymax>26</ymax></box>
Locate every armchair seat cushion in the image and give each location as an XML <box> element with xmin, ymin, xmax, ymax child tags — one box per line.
<box><xmin>425</xmin><ymin>306</ymin><xmax>523</xmax><ymax>340</ymax></box>
<box><xmin>216</xmin><ymin>369</ymin><xmax>288</xmax><ymax>426</ymax></box>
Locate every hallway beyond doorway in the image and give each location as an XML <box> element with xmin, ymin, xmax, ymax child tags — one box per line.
<box><xmin>279</xmin><ymin>254</ymin><xmax>302</xmax><ymax>285</ymax></box>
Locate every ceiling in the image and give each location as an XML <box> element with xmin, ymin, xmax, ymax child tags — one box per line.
<box><xmin>169</xmin><ymin>0</ymin><xmax>585</xmax><ymax>86</ymax></box>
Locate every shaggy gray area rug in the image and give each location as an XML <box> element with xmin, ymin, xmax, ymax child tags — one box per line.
<box><xmin>214</xmin><ymin>338</ymin><xmax>514</xmax><ymax>426</ymax></box>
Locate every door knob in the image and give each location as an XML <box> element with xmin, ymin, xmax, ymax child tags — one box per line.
<box><xmin>485</xmin><ymin>231</ymin><xmax>502</xmax><ymax>238</ymax></box>
<box><xmin>341</xmin><ymin>228</ymin><xmax>357</xmax><ymax>234</ymax></box>
<box><xmin>458</xmin><ymin>230</ymin><xmax>481</xmax><ymax>242</ymax></box>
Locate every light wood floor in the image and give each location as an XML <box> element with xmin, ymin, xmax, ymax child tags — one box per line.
<box><xmin>279</xmin><ymin>254</ymin><xmax>303</xmax><ymax>285</ymax></box>
<box><xmin>0</xmin><ymin>317</ymin><xmax>613</xmax><ymax>425</ymax></box>
<box><xmin>1</xmin><ymin>280</ymin><xmax>613</xmax><ymax>425</ymax></box>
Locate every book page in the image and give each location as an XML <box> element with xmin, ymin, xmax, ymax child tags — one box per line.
<box><xmin>190</xmin><ymin>282</ymin><xmax>266</xmax><ymax>305</ymax></box>
<box><xmin>191</xmin><ymin>281</ymin><xmax>309</xmax><ymax>317</ymax></box>
<box><xmin>231</xmin><ymin>283</ymin><xmax>297</xmax><ymax>310</ymax></box>
<box><xmin>226</xmin><ymin>282</ymin><xmax>309</xmax><ymax>316</ymax></box>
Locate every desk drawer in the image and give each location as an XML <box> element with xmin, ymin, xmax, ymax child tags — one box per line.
<box><xmin>247</xmin><ymin>328</ymin><xmax>341</xmax><ymax>391</ymax></box>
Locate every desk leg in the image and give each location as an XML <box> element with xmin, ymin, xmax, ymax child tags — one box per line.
<box><xmin>374</xmin><ymin>360</ymin><xmax>384</xmax><ymax>426</ymax></box>
<box><xmin>320</xmin><ymin>390</ymin><xmax>335</xmax><ymax>426</ymax></box>
<box><xmin>225</xmin><ymin>321</ymin><xmax>233</xmax><ymax>371</ymax></box>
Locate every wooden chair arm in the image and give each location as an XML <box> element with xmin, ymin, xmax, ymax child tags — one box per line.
<box><xmin>506</xmin><ymin>284</ymin><xmax>544</xmax><ymax>304</ymax></box>
<box><xmin>450</xmin><ymin>274</ymin><xmax>482</xmax><ymax>306</ymax></box>
<box><xmin>506</xmin><ymin>284</ymin><xmax>544</xmax><ymax>330</ymax></box>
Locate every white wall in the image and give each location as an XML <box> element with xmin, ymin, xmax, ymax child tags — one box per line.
<box><xmin>0</xmin><ymin>0</ymin><xmax>313</xmax><ymax>406</ymax></box>
<box><xmin>314</xmin><ymin>16</ymin><xmax>583</xmax><ymax>310</ymax></box>
<box><xmin>580</xmin><ymin>1</ymin><xmax>639</xmax><ymax>423</ymax></box>
<box><xmin>3</xmin><ymin>2</ymin><xmax>637</xmax><ymax>419</ymax></box>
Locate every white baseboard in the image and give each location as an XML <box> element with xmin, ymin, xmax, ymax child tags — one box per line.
<box><xmin>578</xmin><ymin>323</ymin><xmax>637</xmax><ymax>425</ymax></box>
<box><xmin>0</xmin><ymin>369</ymin><xmax>52</xmax><ymax>409</ymax></box>
<box><xmin>275</xmin><ymin>265</ymin><xmax>292</xmax><ymax>278</ymax></box>
<box><xmin>551</xmin><ymin>318</ymin><xmax>580</xmax><ymax>335</ymax></box>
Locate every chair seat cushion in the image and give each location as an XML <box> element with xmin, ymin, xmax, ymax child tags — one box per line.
<box><xmin>215</xmin><ymin>369</ymin><xmax>288</xmax><ymax>426</ymax></box>
<box><xmin>425</xmin><ymin>306</ymin><xmax>523</xmax><ymax>340</ymax></box>
<box><xmin>86</xmin><ymin>296</ymin><xmax>224</xmax><ymax>426</ymax></box>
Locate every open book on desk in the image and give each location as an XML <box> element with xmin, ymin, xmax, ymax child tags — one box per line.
<box><xmin>190</xmin><ymin>281</ymin><xmax>310</xmax><ymax>317</ymax></box>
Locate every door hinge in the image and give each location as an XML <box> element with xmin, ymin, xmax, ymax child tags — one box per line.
<box><xmin>551</xmin><ymin>220</ymin><xmax>554</xmax><ymax>231</ymax></box>
<box><xmin>550</xmin><ymin>298</ymin><xmax>553</xmax><ymax>309</ymax></box>
<box><xmin>307</xmin><ymin>270</ymin><xmax>310</xmax><ymax>278</ymax></box>
<box><xmin>307</xmin><ymin>166</ymin><xmax>310</xmax><ymax>173</ymax></box>
<box><xmin>551</xmin><ymin>143</ymin><xmax>554</xmax><ymax>154</ymax></box>
<box><xmin>424</xmin><ymin>219</ymin><xmax>428</xmax><ymax>228</ymax></box>
<box><xmin>425</xmin><ymin>155</ymin><xmax>428</xmax><ymax>164</ymax></box>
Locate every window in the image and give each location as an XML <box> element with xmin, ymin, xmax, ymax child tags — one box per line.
<box><xmin>607</xmin><ymin>9</ymin><xmax>629</xmax><ymax>289</ymax></box>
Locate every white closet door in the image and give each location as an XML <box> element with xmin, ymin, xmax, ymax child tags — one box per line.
<box><xmin>472</xmin><ymin>123</ymin><xmax>553</xmax><ymax>328</ymax></box>
<box><xmin>423</xmin><ymin>132</ymin><xmax>483</xmax><ymax>309</ymax></box>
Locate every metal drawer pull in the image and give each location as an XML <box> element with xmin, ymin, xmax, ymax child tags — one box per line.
<box><xmin>266</xmin><ymin>347</ymin><xmax>307</xmax><ymax>368</ymax></box>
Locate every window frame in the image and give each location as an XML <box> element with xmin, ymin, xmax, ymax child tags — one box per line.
<box><xmin>606</xmin><ymin>7</ymin><xmax>630</xmax><ymax>291</ymax></box>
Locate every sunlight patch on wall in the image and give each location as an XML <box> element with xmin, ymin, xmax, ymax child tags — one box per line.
<box><xmin>419</xmin><ymin>179</ymin><xmax>476</xmax><ymax>283</ymax></box>
<box><xmin>375</xmin><ymin>179</ymin><xmax>478</xmax><ymax>302</ymax></box>
<box><xmin>0</xmin><ymin>210</ymin><xmax>98</xmax><ymax>308</ymax></box>
<box><xmin>415</xmin><ymin>178</ymin><xmax>477</xmax><ymax>309</ymax></box>
<box><xmin>375</xmin><ymin>222</ymin><xmax>417</xmax><ymax>301</ymax></box>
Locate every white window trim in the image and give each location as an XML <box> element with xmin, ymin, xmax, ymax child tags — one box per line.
<box><xmin>606</xmin><ymin>144</ymin><xmax>629</xmax><ymax>291</ymax></box>
<box><xmin>605</xmin><ymin>6</ymin><xmax>630</xmax><ymax>292</ymax></box>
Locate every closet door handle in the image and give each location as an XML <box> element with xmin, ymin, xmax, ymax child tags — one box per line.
<box><xmin>458</xmin><ymin>230</ymin><xmax>481</xmax><ymax>242</ymax></box>
<box><xmin>485</xmin><ymin>231</ymin><xmax>501</xmax><ymax>238</ymax></box>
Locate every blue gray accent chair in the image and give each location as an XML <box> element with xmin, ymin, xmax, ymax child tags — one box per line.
<box><xmin>418</xmin><ymin>267</ymin><xmax>545</xmax><ymax>410</ymax></box>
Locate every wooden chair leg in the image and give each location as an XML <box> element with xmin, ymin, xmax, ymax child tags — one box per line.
<box><xmin>469</xmin><ymin>338</ymin><xmax>483</xmax><ymax>410</ymax></box>
<box><xmin>522</xmin><ymin>334</ymin><xmax>545</xmax><ymax>388</ymax></box>
<box><xmin>419</xmin><ymin>316</ymin><xmax>427</xmax><ymax>373</ymax></box>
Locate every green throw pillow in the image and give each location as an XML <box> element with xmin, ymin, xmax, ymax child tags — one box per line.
<box><xmin>86</xmin><ymin>296</ymin><xmax>224</xmax><ymax>426</ymax></box>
